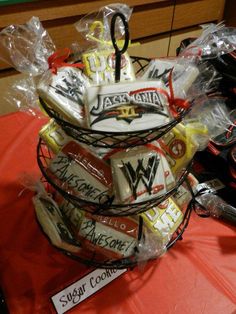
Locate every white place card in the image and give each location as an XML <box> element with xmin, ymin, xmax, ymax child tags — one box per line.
<box><xmin>51</xmin><ymin>268</ymin><xmax>127</xmax><ymax>313</ymax></box>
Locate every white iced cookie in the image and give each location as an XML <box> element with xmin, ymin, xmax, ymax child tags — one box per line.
<box><xmin>48</xmin><ymin>141</ymin><xmax>113</xmax><ymax>204</ymax></box>
<box><xmin>59</xmin><ymin>200</ymin><xmax>138</xmax><ymax>259</ymax></box>
<box><xmin>33</xmin><ymin>195</ymin><xmax>80</xmax><ymax>253</ymax></box>
<box><xmin>37</xmin><ymin>67</ymin><xmax>90</xmax><ymax>126</ymax></box>
<box><xmin>111</xmin><ymin>147</ymin><xmax>167</xmax><ymax>203</ymax></box>
<box><xmin>142</xmin><ymin>59</ymin><xmax>199</xmax><ymax>98</ymax></box>
<box><xmin>86</xmin><ymin>80</ymin><xmax>170</xmax><ymax>132</ymax></box>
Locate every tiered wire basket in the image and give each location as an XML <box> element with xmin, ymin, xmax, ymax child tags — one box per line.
<box><xmin>36</xmin><ymin>51</ymin><xmax>194</xmax><ymax>268</ymax></box>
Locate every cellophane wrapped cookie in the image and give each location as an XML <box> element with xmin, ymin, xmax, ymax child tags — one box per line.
<box><xmin>37</xmin><ymin>66</ymin><xmax>90</xmax><ymax>126</ymax></box>
<box><xmin>110</xmin><ymin>144</ymin><xmax>175</xmax><ymax>204</ymax></box>
<box><xmin>159</xmin><ymin>123</ymin><xmax>199</xmax><ymax>177</ymax></box>
<box><xmin>61</xmin><ymin>201</ymin><xmax>139</xmax><ymax>260</ymax></box>
<box><xmin>179</xmin><ymin>23</ymin><xmax>236</xmax><ymax>60</ymax></box>
<box><xmin>141</xmin><ymin>197</ymin><xmax>184</xmax><ymax>245</ymax></box>
<box><xmin>59</xmin><ymin>199</ymin><xmax>169</xmax><ymax>263</ymax></box>
<box><xmin>172</xmin><ymin>173</ymin><xmax>199</xmax><ymax>210</ymax></box>
<box><xmin>0</xmin><ymin>16</ymin><xmax>89</xmax><ymax>126</ymax></box>
<box><xmin>33</xmin><ymin>194</ymin><xmax>81</xmax><ymax>253</ymax></box>
<box><xmin>33</xmin><ymin>192</ymin><xmax>125</xmax><ymax>263</ymax></box>
<box><xmin>85</xmin><ymin>80</ymin><xmax>171</xmax><ymax>132</ymax></box>
<box><xmin>142</xmin><ymin>57</ymin><xmax>199</xmax><ymax>99</ymax></box>
<box><xmin>48</xmin><ymin>140</ymin><xmax>114</xmax><ymax>204</ymax></box>
<box><xmin>39</xmin><ymin>119</ymin><xmax>72</xmax><ymax>154</ymax></box>
<box><xmin>75</xmin><ymin>4</ymin><xmax>135</xmax><ymax>84</ymax></box>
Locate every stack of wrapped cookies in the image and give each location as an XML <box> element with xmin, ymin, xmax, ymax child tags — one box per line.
<box><xmin>1</xmin><ymin>3</ymin><xmax>233</xmax><ymax>268</ymax></box>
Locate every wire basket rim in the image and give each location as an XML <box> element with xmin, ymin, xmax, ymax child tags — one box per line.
<box><xmin>37</xmin><ymin>138</ymin><xmax>192</xmax><ymax>213</ymax></box>
<box><xmin>35</xmin><ymin>200</ymin><xmax>193</xmax><ymax>269</ymax></box>
<box><xmin>39</xmin><ymin>96</ymin><xmax>188</xmax><ymax>137</ymax></box>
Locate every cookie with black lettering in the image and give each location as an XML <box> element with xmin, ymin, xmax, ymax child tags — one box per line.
<box><xmin>77</xmin><ymin>213</ymin><xmax>139</xmax><ymax>259</ymax></box>
<box><xmin>59</xmin><ymin>200</ymin><xmax>139</xmax><ymax>260</ymax></box>
<box><xmin>82</xmin><ymin>50</ymin><xmax>135</xmax><ymax>84</ymax></box>
<box><xmin>141</xmin><ymin>197</ymin><xmax>183</xmax><ymax>244</ymax></box>
<box><xmin>85</xmin><ymin>80</ymin><xmax>170</xmax><ymax>132</ymax></box>
<box><xmin>48</xmin><ymin>141</ymin><xmax>113</xmax><ymax>204</ymax></box>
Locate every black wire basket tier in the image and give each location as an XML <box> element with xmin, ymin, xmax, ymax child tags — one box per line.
<box><xmin>63</xmin><ymin>202</ymin><xmax>193</xmax><ymax>269</ymax></box>
<box><xmin>36</xmin><ymin>189</ymin><xmax>193</xmax><ymax>269</ymax></box>
<box><xmin>39</xmin><ymin>57</ymin><xmax>190</xmax><ymax>149</ymax></box>
<box><xmin>37</xmin><ymin>138</ymin><xmax>192</xmax><ymax>216</ymax></box>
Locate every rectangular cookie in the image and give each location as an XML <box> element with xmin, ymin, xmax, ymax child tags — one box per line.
<box><xmin>142</xmin><ymin>58</ymin><xmax>199</xmax><ymax>98</ymax></box>
<box><xmin>33</xmin><ymin>195</ymin><xmax>80</xmax><ymax>253</ymax></box>
<box><xmin>59</xmin><ymin>200</ymin><xmax>138</xmax><ymax>259</ymax></box>
<box><xmin>141</xmin><ymin>197</ymin><xmax>183</xmax><ymax>244</ymax></box>
<box><xmin>37</xmin><ymin>67</ymin><xmax>90</xmax><ymax>126</ymax></box>
<box><xmin>82</xmin><ymin>50</ymin><xmax>135</xmax><ymax>84</ymax></box>
<box><xmin>110</xmin><ymin>147</ymin><xmax>167</xmax><ymax>203</ymax></box>
<box><xmin>49</xmin><ymin>141</ymin><xmax>113</xmax><ymax>204</ymax></box>
<box><xmin>39</xmin><ymin>119</ymin><xmax>71</xmax><ymax>153</ymax></box>
<box><xmin>86</xmin><ymin>80</ymin><xmax>170</xmax><ymax>132</ymax></box>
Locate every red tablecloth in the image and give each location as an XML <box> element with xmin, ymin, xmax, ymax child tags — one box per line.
<box><xmin>0</xmin><ymin>112</ymin><xmax>235</xmax><ymax>314</ymax></box>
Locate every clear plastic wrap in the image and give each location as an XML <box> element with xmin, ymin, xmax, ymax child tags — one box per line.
<box><xmin>182</xmin><ymin>119</ymin><xmax>209</xmax><ymax>151</ymax></box>
<box><xmin>210</xmin><ymin>109</ymin><xmax>236</xmax><ymax>148</ymax></box>
<box><xmin>40</xmin><ymin>134</ymin><xmax>186</xmax><ymax>209</ymax></box>
<box><xmin>185</xmin><ymin>61</ymin><xmax>222</xmax><ymax>98</ymax></box>
<box><xmin>68</xmin><ymin>210</ymin><xmax>140</xmax><ymax>260</ymax></box>
<box><xmin>135</xmin><ymin>230</ymin><xmax>167</xmax><ymax>264</ymax></box>
<box><xmin>75</xmin><ymin>3</ymin><xmax>132</xmax><ymax>46</ymax></box>
<box><xmin>3</xmin><ymin>76</ymin><xmax>43</xmax><ymax>117</ymax></box>
<box><xmin>59</xmin><ymin>199</ymin><xmax>169</xmax><ymax>264</ymax></box>
<box><xmin>75</xmin><ymin>4</ymin><xmax>135</xmax><ymax>84</ymax></box>
<box><xmin>0</xmin><ymin>16</ymin><xmax>55</xmax><ymax>76</ymax></box>
<box><xmin>141</xmin><ymin>56</ymin><xmax>199</xmax><ymax>99</ymax></box>
<box><xmin>196</xmin><ymin>193</ymin><xmax>236</xmax><ymax>224</ymax></box>
<box><xmin>141</xmin><ymin>197</ymin><xmax>184</xmax><ymax>245</ymax></box>
<box><xmin>1</xmin><ymin>17</ymin><xmax>87</xmax><ymax>125</ymax></box>
<box><xmin>110</xmin><ymin>144</ymin><xmax>171</xmax><ymax>204</ymax></box>
<box><xmin>141</xmin><ymin>56</ymin><xmax>221</xmax><ymax>100</ymax></box>
<box><xmin>173</xmin><ymin>173</ymin><xmax>199</xmax><ymax>211</ymax></box>
<box><xmin>17</xmin><ymin>173</ymin><xmax>82</xmax><ymax>253</ymax></box>
<box><xmin>48</xmin><ymin>140</ymin><xmax>114</xmax><ymax>204</ymax></box>
<box><xmin>18</xmin><ymin>170</ymin><xmax>183</xmax><ymax>266</ymax></box>
<box><xmin>37</xmin><ymin>62</ymin><xmax>90</xmax><ymax>126</ymax></box>
<box><xmin>39</xmin><ymin>119</ymin><xmax>73</xmax><ymax>153</ymax></box>
<box><xmin>159</xmin><ymin>123</ymin><xmax>198</xmax><ymax>177</ymax></box>
<box><xmin>85</xmin><ymin>79</ymin><xmax>172</xmax><ymax>132</ymax></box>
<box><xmin>180</xmin><ymin>23</ymin><xmax>236</xmax><ymax>59</ymax></box>
<box><xmin>185</xmin><ymin>97</ymin><xmax>234</xmax><ymax>141</ymax></box>
<box><xmin>33</xmin><ymin>194</ymin><xmax>82</xmax><ymax>253</ymax></box>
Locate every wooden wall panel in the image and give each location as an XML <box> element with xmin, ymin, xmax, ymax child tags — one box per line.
<box><xmin>173</xmin><ymin>0</ymin><xmax>226</xmax><ymax>30</ymax></box>
<box><xmin>0</xmin><ymin>0</ymin><xmax>170</xmax><ymax>28</ymax></box>
<box><xmin>168</xmin><ymin>26</ymin><xmax>202</xmax><ymax>56</ymax></box>
<box><xmin>0</xmin><ymin>0</ymin><xmax>174</xmax><ymax>72</ymax></box>
<box><xmin>224</xmin><ymin>0</ymin><xmax>236</xmax><ymax>27</ymax></box>
<box><xmin>128</xmin><ymin>35</ymin><xmax>170</xmax><ymax>58</ymax></box>
<box><xmin>0</xmin><ymin>0</ymin><xmax>226</xmax><ymax>75</ymax></box>
<box><xmin>130</xmin><ymin>3</ymin><xmax>173</xmax><ymax>39</ymax></box>
<box><xmin>42</xmin><ymin>3</ymin><xmax>174</xmax><ymax>48</ymax></box>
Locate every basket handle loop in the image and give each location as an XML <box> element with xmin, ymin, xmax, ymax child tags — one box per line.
<box><xmin>111</xmin><ymin>12</ymin><xmax>130</xmax><ymax>82</ymax></box>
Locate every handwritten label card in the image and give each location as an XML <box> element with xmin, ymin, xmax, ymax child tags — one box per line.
<box><xmin>51</xmin><ymin>268</ymin><xmax>127</xmax><ymax>313</ymax></box>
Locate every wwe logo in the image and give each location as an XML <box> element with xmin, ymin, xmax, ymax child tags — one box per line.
<box><xmin>51</xmin><ymin>70</ymin><xmax>84</xmax><ymax>105</ymax></box>
<box><xmin>121</xmin><ymin>155</ymin><xmax>160</xmax><ymax>200</ymax></box>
